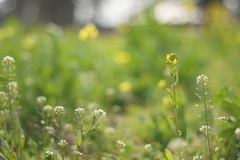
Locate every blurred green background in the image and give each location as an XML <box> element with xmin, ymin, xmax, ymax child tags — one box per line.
<box><xmin>0</xmin><ymin>1</ymin><xmax>240</xmax><ymax>159</ymax></box>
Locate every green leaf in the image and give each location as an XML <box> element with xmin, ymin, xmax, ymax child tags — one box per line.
<box><xmin>166</xmin><ymin>114</ymin><xmax>176</xmax><ymax>132</ymax></box>
<box><xmin>165</xmin><ymin>149</ymin><xmax>174</xmax><ymax>160</ymax></box>
<box><xmin>76</xmin><ymin>130</ymin><xmax>82</xmax><ymax>148</ymax></box>
<box><xmin>0</xmin><ymin>153</ymin><xmax>8</xmax><ymax>160</ymax></box>
<box><xmin>0</xmin><ymin>138</ymin><xmax>10</xmax><ymax>157</ymax></box>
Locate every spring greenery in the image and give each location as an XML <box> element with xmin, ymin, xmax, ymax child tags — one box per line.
<box><xmin>0</xmin><ymin>4</ymin><xmax>240</xmax><ymax>159</ymax></box>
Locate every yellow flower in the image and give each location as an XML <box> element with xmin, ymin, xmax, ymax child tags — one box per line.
<box><xmin>119</xmin><ymin>81</ymin><xmax>132</xmax><ymax>92</ymax></box>
<box><xmin>0</xmin><ymin>27</ymin><xmax>14</xmax><ymax>40</ymax></box>
<box><xmin>166</xmin><ymin>53</ymin><xmax>178</xmax><ymax>64</ymax></box>
<box><xmin>158</xmin><ymin>79</ymin><xmax>167</xmax><ymax>88</ymax></box>
<box><xmin>22</xmin><ymin>35</ymin><xmax>36</xmax><ymax>49</ymax></box>
<box><xmin>114</xmin><ymin>51</ymin><xmax>131</xmax><ymax>64</ymax></box>
<box><xmin>78</xmin><ymin>23</ymin><xmax>99</xmax><ymax>41</ymax></box>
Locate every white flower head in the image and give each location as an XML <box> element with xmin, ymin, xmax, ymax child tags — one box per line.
<box><xmin>74</xmin><ymin>151</ymin><xmax>83</xmax><ymax>156</ymax></box>
<box><xmin>8</xmin><ymin>81</ymin><xmax>18</xmax><ymax>94</ymax></box>
<box><xmin>116</xmin><ymin>140</ymin><xmax>126</xmax><ymax>148</ymax></box>
<box><xmin>235</xmin><ymin>128</ymin><xmax>240</xmax><ymax>140</ymax></box>
<box><xmin>46</xmin><ymin>150</ymin><xmax>54</xmax><ymax>157</ymax></box>
<box><xmin>43</xmin><ymin>105</ymin><xmax>53</xmax><ymax>112</ymax></box>
<box><xmin>196</xmin><ymin>74</ymin><xmax>208</xmax><ymax>85</ymax></box>
<box><xmin>94</xmin><ymin>109</ymin><xmax>106</xmax><ymax>119</ymax></box>
<box><xmin>215</xmin><ymin>116</ymin><xmax>228</xmax><ymax>123</ymax></box>
<box><xmin>144</xmin><ymin>144</ymin><xmax>152</xmax><ymax>150</ymax></box>
<box><xmin>54</xmin><ymin>106</ymin><xmax>65</xmax><ymax>117</ymax></box>
<box><xmin>199</xmin><ymin>125</ymin><xmax>212</xmax><ymax>134</ymax></box>
<box><xmin>193</xmin><ymin>155</ymin><xmax>203</xmax><ymax>160</ymax></box>
<box><xmin>2</xmin><ymin>56</ymin><xmax>15</xmax><ymax>67</ymax></box>
<box><xmin>58</xmin><ymin>139</ymin><xmax>68</xmax><ymax>147</ymax></box>
<box><xmin>75</xmin><ymin>107</ymin><xmax>85</xmax><ymax>115</ymax></box>
<box><xmin>37</xmin><ymin>96</ymin><xmax>47</xmax><ymax>106</ymax></box>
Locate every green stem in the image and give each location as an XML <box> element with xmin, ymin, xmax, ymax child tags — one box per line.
<box><xmin>172</xmin><ymin>72</ymin><xmax>179</xmax><ymax>137</ymax></box>
<box><xmin>203</xmin><ymin>84</ymin><xmax>211</xmax><ymax>160</ymax></box>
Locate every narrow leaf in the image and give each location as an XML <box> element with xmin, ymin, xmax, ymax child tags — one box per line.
<box><xmin>165</xmin><ymin>149</ymin><xmax>174</xmax><ymax>160</ymax></box>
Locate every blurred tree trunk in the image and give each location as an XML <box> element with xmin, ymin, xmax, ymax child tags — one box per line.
<box><xmin>13</xmin><ymin>0</ymin><xmax>74</xmax><ymax>25</ymax></box>
<box><xmin>39</xmin><ymin>0</ymin><xmax>74</xmax><ymax>25</ymax></box>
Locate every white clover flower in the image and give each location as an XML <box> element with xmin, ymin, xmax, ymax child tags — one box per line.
<box><xmin>116</xmin><ymin>140</ymin><xmax>126</xmax><ymax>148</ymax></box>
<box><xmin>74</xmin><ymin>151</ymin><xmax>83</xmax><ymax>156</ymax></box>
<box><xmin>144</xmin><ymin>144</ymin><xmax>152</xmax><ymax>150</ymax></box>
<box><xmin>2</xmin><ymin>56</ymin><xmax>15</xmax><ymax>67</ymax></box>
<box><xmin>94</xmin><ymin>109</ymin><xmax>106</xmax><ymax>118</ymax></box>
<box><xmin>215</xmin><ymin>116</ymin><xmax>228</xmax><ymax>123</ymax></box>
<box><xmin>235</xmin><ymin>128</ymin><xmax>240</xmax><ymax>140</ymax></box>
<box><xmin>37</xmin><ymin>96</ymin><xmax>47</xmax><ymax>106</ymax></box>
<box><xmin>54</xmin><ymin>106</ymin><xmax>65</xmax><ymax>117</ymax></box>
<box><xmin>199</xmin><ymin>126</ymin><xmax>212</xmax><ymax>134</ymax></box>
<box><xmin>75</xmin><ymin>107</ymin><xmax>85</xmax><ymax>115</ymax></box>
<box><xmin>58</xmin><ymin>139</ymin><xmax>68</xmax><ymax>147</ymax></box>
<box><xmin>193</xmin><ymin>155</ymin><xmax>203</xmax><ymax>160</ymax></box>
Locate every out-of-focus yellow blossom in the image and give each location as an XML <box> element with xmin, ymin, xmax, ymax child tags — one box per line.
<box><xmin>162</xmin><ymin>96</ymin><xmax>169</xmax><ymax>106</ymax></box>
<box><xmin>0</xmin><ymin>27</ymin><xmax>14</xmax><ymax>39</ymax></box>
<box><xmin>114</xmin><ymin>51</ymin><xmax>131</xmax><ymax>64</ymax></box>
<box><xmin>119</xmin><ymin>81</ymin><xmax>132</xmax><ymax>92</ymax></box>
<box><xmin>166</xmin><ymin>53</ymin><xmax>178</xmax><ymax>64</ymax></box>
<box><xmin>158</xmin><ymin>79</ymin><xmax>167</xmax><ymax>88</ymax></box>
<box><xmin>22</xmin><ymin>35</ymin><xmax>37</xmax><ymax>49</ymax></box>
<box><xmin>78</xmin><ymin>23</ymin><xmax>99</xmax><ymax>41</ymax></box>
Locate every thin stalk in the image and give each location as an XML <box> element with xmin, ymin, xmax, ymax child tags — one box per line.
<box><xmin>6</xmin><ymin>66</ymin><xmax>19</xmax><ymax>160</ymax></box>
<box><xmin>172</xmin><ymin>71</ymin><xmax>179</xmax><ymax>137</ymax></box>
<box><xmin>6</xmin><ymin>67</ymin><xmax>14</xmax><ymax>129</ymax></box>
<box><xmin>59</xmin><ymin>118</ymin><xmax>62</xmax><ymax>140</ymax></box>
<box><xmin>202</xmin><ymin>84</ymin><xmax>211</xmax><ymax>160</ymax></box>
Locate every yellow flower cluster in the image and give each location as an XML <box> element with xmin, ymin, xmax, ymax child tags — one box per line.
<box><xmin>166</xmin><ymin>53</ymin><xmax>178</xmax><ymax>64</ymax></box>
<box><xmin>78</xmin><ymin>23</ymin><xmax>99</xmax><ymax>41</ymax></box>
